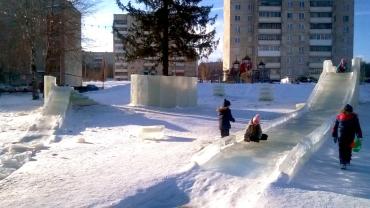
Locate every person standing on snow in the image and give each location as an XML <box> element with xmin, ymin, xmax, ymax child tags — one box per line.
<box><xmin>218</xmin><ymin>99</ymin><xmax>235</xmax><ymax>138</ymax></box>
<box><xmin>332</xmin><ymin>104</ymin><xmax>363</xmax><ymax>170</ymax></box>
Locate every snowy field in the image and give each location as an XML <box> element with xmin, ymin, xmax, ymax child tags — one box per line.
<box><xmin>0</xmin><ymin>81</ymin><xmax>369</xmax><ymax>208</ymax></box>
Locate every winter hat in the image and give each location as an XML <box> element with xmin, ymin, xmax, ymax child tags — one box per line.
<box><xmin>252</xmin><ymin>114</ymin><xmax>260</xmax><ymax>125</ymax></box>
<box><xmin>344</xmin><ymin>104</ymin><xmax>353</xmax><ymax>113</ymax></box>
<box><xmin>223</xmin><ymin>99</ymin><xmax>231</xmax><ymax>107</ymax></box>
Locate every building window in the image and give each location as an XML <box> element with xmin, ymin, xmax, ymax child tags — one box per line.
<box><xmin>343</xmin><ymin>26</ymin><xmax>350</xmax><ymax>33</ymax></box>
<box><xmin>287</xmin><ymin>57</ymin><xmax>291</xmax><ymax>64</ymax></box>
<box><xmin>288</xmin><ymin>1</ymin><xmax>293</xmax><ymax>8</ymax></box>
<box><xmin>298</xmin><ymin>23</ymin><xmax>305</xmax><ymax>30</ymax></box>
<box><xmin>310</xmin><ymin>46</ymin><xmax>332</xmax><ymax>52</ymax></box>
<box><xmin>299</xmin><ymin>35</ymin><xmax>305</xmax><ymax>41</ymax></box>
<box><xmin>299</xmin><ymin>1</ymin><xmax>305</xmax><ymax>8</ymax></box>
<box><xmin>310</xmin><ymin>12</ymin><xmax>332</xmax><ymax>18</ymax></box>
<box><xmin>114</xmin><ymin>19</ymin><xmax>127</xmax><ymax>25</ymax></box>
<box><xmin>235</xmin><ymin>4</ymin><xmax>241</xmax><ymax>10</ymax></box>
<box><xmin>258</xmin><ymin>45</ymin><xmax>280</xmax><ymax>51</ymax></box>
<box><xmin>310</xmin><ymin>33</ymin><xmax>332</xmax><ymax>40</ymax></box>
<box><xmin>260</xmin><ymin>0</ymin><xmax>282</xmax><ymax>6</ymax></box>
<box><xmin>287</xmin><ymin>35</ymin><xmax>292</xmax><ymax>41</ymax></box>
<box><xmin>259</xmin><ymin>23</ymin><xmax>282</xmax><ymax>29</ymax></box>
<box><xmin>248</xmin><ymin>3</ymin><xmax>252</xmax><ymax>11</ymax></box>
<box><xmin>235</xmin><ymin>16</ymin><xmax>240</xmax><ymax>21</ymax></box>
<box><xmin>259</xmin><ymin>11</ymin><xmax>281</xmax><ymax>17</ymax></box>
<box><xmin>258</xmin><ymin>34</ymin><xmax>281</xmax><ymax>40</ymax></box>
<box><xmin>288</xmin><ymin>23</ymin><xmax>293</xmax><ymax>30</ymax></box>
<box><xmin>287</xmin><ymin>13</ymin><xmax>293</xmax><ymax>19</ymax></box>
<box><xmin>299</xmin><ymin>13</ymin><xmax>305</xmax><ymax>20</ymax></box>
<box><xmin>310</xmin><ymin>23</ymin><xmax>332</xmax><ymax>29</ymax></box>
<box><xmin>234</xmin><ymin>37</ymin><xmax>240</xmax><ymax>44</ymax></box>
<box><xmin>310</xmin><ymin>1</ymin><xmax>333</xmax><ymax>7</ymax></box>
<box><xmin>299</xmin><ymin>57</ymin><xmax>304</xmax><ymax>64</ymax></box>
<box><xmin>234</xmin><ymin>26</ymin><xmax>240</xmax><ymax>34</ymax></box>
<box><xmin>248</xmin><ymin>16</ymin><xmax>253</xmax><ymax>21</ymax></box>
<box><xmin>299</xmin><ymin>47</ymin><xmax>304</xmax><ymax>54</ymax></box>
<box><xmin>343</xmin><ymin>15</ymin><xmax>349</xmax><ymax>22</ymax></box>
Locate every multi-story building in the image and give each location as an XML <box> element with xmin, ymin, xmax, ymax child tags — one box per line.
<box><xmin>0</xmin><ymin>0</ymin><xmax>82</xmax><ymax>87</ymax></box>
<box><xmin>82</xmin><ymin>51</ymin><xmax>114</xmax><ymax>81</ymax></box>
<box><xmin>113</xmin><ymin>14</ymin><xmax>197</xmax><ymax>81</ymax></box>
<box><xmin>224</xmin><ymin>0</ymin><xmax>354</xmax><ymax>81</ymax></box>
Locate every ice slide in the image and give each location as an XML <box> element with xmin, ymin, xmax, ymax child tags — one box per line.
<box><xmin>193</xmin><ymin>58</ymin><xmax>361</xmax><ymax>185</ymax></box>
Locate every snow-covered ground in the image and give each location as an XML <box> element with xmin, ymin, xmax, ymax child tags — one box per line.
<box><xmin>0</xmin><ymin>81</ymin><xmax>369</xmax><ymax>208</ymax></box>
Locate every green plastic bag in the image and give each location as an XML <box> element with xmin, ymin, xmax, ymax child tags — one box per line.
<box><xmin>352</xmin><ymin>138</ymin><xmax>362</xmax><ymax>152</ymax></box>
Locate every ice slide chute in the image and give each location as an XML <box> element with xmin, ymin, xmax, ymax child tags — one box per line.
<box><xmin>192</xmin><ymin>58</ymin><xmax>361</xmax><ymax>175</ymax></box>
<box><xmin>188</xmin><ymin>58</ymin><xmax>361</xmax><ymax>207</ymax></box>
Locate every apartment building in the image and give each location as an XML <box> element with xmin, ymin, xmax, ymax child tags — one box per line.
<box><xmin>0</xmin><ymin>0</ymin><xmax>82</xmax><ymax>86</ymax></box>
<box><xmin>113</xmin><ymin>14</ymin><xmax>197</xmax><ymax>81</ymax></box>
<box><xmin>82</xmin><ymin>51</ymin><xmax>114</xmax><ymax>81</ymax></box>
<box><xmin>224</xmin><ymin>0</ymin><xmax>354</xmax><ymax>81</ymax></box>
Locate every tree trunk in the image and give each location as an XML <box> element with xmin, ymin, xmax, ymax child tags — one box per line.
<box><xmin>162</xmin><ymin>0</ymin><xmax>169</xmax><ymax>76</ymax></box>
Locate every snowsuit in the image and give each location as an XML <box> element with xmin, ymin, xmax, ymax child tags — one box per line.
<box><xmin>332</xmin><ymin>111</ymin><xmax>362</xmax><ymax>165</ymax></box>
<box><xmin>244</xmin><ymin>121</ymin><xmax>262</xmax><ymax>142</ymax></box>
<box><xmin>337</xmin><ymin>59</ymin><xmax>348</xmax><ymax>73</ymax></box>
<box><xmin>218</xmin><ymin>100</ymin><xmax>235</xmax><ymax>137</ymax></box>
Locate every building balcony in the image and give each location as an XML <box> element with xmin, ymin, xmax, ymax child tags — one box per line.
<box><xmin>309</xmin><ymin>51</ymin><xmax>332</xmax><ymax>56</ymax></box>
<box><xmin>114</xmin><ymin>75</ymin><xmax>129</xmax><ymax>80</ymax></box>
<box><xmin>310</xmin><ymin>7</ymin><xmax>332</xmax><ymax>12</ymax></box>
<box><xmin>258</xmin><ymin>17</ymin><xmax>281</xmax><ymax>23</ymax></box>
<box><xmin>258</xmin><ymin>29</ymin><xmax>281</xmax><ymax>34</ymax></box>
<box><xmin>258</xmin><ymin>40</ymin><xmax>281</xmax><ymax>45</ymax></box>
<box><xmin>310</xmin><ymin>17</ymin><xmax>332</xmax><ymax>23</ymax></box>
<box><xmin>309</xmin><ymin>62</ymin><xmax>323</xmax><ymax>68</ymax></box>
<box><xmin>114</xmin><ymin>24</ymin><xmax>128</xmax><ymax>28</ymax></box>
<box><xmin>143</xmin><ymin>62</ymin><xmax>155</xmax><ymax>67</ymax></box>
<box><xmin>309</xmin><ymin>39</ymin><xmax>332</xmax><ymax>46</ymax></box>
<box><xmin>115</xmin><ymin>68</ymin><xmax>128</xmax><ymax>73</ymax></box>
<box><xmin>310</xmin><ymin>29</ymin><xmax>332</xmax><ymax>34</ymax></box>
<box><xmin>265</xmin><ymin>62</ymin><xmax>281</xmax><ymax>68</ymax></box>
<box><xmin>258</xmin><ymin>51</ymin><xmax>281</xmax><ymax>57</ymax></box>
<box><xmin>259</xmin><ymin>6</ymin><xmax>281</xmax><ymax>12</ymax></box>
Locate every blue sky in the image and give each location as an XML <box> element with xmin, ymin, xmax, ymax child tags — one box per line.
<box><xmin>83</xmin><ymin>0</ymin><xmax>370</xmax><ymax>62</ymax></box>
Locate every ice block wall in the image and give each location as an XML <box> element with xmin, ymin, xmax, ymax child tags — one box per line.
<box><xmin>130</xmin><ymin>75</ymin><xmax>197</xmax><ymax>108</ymax></box>
<box><xmin>44</xmin><ymin>76</ymin><xmax>57</xmax><ymax>103</ymax></box>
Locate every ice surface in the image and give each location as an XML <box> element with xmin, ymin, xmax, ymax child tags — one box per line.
<box><xmin>139</xmin><ymin>125</ymin><xmax>165</xmax><ymax>140</ymax></box>
<box><xmin>44</xmin><ymin>76</ymin><xmax>57</xmax><ymax>102</ymax></box>
<box><xmin>213</xmin><ymin>84</ymin><xmax>225</xmax><ymax>96</ymax></box>
<box><xmin>259</xmin><ymin>84</ymin><xmax>274</xmax><ymax>101</ymax></box>
<box><xmin>201</xmin><ymin>58</ymin><xmax>361</xmax><ymax>181</ymax></box>
<box><xmin>130</xmin><ymin>75</ymin><xmax>197</xmax><ymax>108</ymax></box>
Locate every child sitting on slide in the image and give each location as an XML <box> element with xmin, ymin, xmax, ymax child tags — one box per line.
<box><xmin>244</xmin><ymin>114</ymin><xmax>268</xmax><ymax>142</ymax></box>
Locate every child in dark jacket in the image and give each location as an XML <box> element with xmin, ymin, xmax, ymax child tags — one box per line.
<box><xmin>218</xmin><ymin>99</ymin><xmax>235</xmax><ymax>138</ymax></box>
<box><xmin>332</xmin><ymin>104</ymin><xmax>362</xmax><ymax>169</ymax></box>
<box><xmin>244</xmin><ymin>114</ymin><xmax>263</xmax><ymax>142</ymax></box>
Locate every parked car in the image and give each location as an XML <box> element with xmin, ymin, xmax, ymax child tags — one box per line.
<box><xmin>74</xmin><ymin>84</ymin><xmax>99</xmax><ymax>93</ymax></box>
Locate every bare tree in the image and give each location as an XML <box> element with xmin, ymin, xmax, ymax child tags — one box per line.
<box><xmin>0</xmin><ymin>0</ymin><xmax>100</xmax><ymax>97</ymax></box>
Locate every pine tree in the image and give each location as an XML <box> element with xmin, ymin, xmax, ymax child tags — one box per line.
<box><xmin>115</xmin><ymin>0</ymin><xmax>218</xmax><ymax>76</ymax></box>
